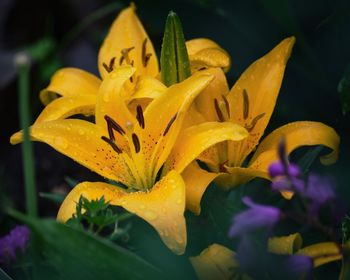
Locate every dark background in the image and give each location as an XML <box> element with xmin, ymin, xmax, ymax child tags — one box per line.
<box><xmin>0</xmin><ymin>0</ymin><xmax>349</xmax><ymax>278</ymax></box>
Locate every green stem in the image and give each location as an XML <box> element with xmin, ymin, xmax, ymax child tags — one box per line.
<box><xmin>16</xmin><ymin>53</ymin><xmax>38</xmax><ymax>217</ymax></box>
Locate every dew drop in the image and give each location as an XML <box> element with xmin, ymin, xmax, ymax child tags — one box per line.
<box><xmin>176</xmin><ymin>199</ymin><xmax>182</xmax><ymax>205</ymax></box>
<box><xmin>54</xmin><ymin>137</ymin><xmax>68</xmax><ymax>149</ymax></box>
<box><xmin>144</xmin><ymin>210</ymin><xmax>157</xmax><ymax>221</ymax></box>
<box><xmin>78</xmin><ymin>129</ymin><xmax>85</xmax><ymax>135</ymax></box>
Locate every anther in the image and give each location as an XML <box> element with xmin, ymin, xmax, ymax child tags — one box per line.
<box><xmin>119</xmin><ymin>47</ymin><xmax>135</xmax><ymax>66</ymax></box>
<box><xmin>102</xmin><ymin>57</ymin><xmax>116</xmax><ymax>73</ymax></box>
<box><xmin>142</xmin><ymin>38</ymin><xmax>152</xmax><ymax>67</ymax></box>
<box><xmin>132</xmin><ymin>133</ymin><xmax>141</xmax><ymax>153</ymax></box>
<box><xmin>246</xmin><ymin>113</ymin><xmax>265</xmax><ymax>132</ymax></box>
<box><xmin>136</xmin><ymin>105</ymin><xmax>145</xmax><ymax>129</ymax></box>
<box><xmin>104</xmin><ymin>115</ymin><xmax>125</xmax><ymax>136</ymax></box>
<box><xmin>163</xmin><ymin>114</ymin><xmax>177</xmax><ymax>136</ymax></box>
<box><xmin>221</xmin><ymin>94</ymin><xmax>231</xmax><ymax>118</ymax></box>
<box><xmin>101</xmin><ymin>136</ymin><xmax>122</xmax><ymax>154</ymax></box>
<box><xmin>243</xmin><ymin>89</ymin><xmax>249</xmax><ymax>120</ymax></box>
<box><xmin>214</xmin><ymin>98</ymin><xmax>224</xmax><ymax>122</ymax></box>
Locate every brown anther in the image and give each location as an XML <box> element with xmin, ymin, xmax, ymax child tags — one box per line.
<box><xmin>102</xmin><ymin>62</ymin><xmax>111</xmax><ymax>73</ymax></box>
<box><xmin>222</xmin><ymin>94</ymin><xmax>231</xmax><ymax>118</ymax></box>
<box><xmin>243</xmin><ymin>89</ymin><xmax>249</xmax><ymax>120</ymax></box>
<box><xmin>132</xmin><ymin>133</ymin><xmax>141</xmax><ymax>153</ymax></box>
<box><xmin>136</xmin><ymin>105</ymin><xmax>145</xmax><ymax>129</ymax></box>
<box><xmin>119</xmin><ymin>47</ymin><xmax>135</xmax><ymax>66</ymax></box>
<box><xmin>219</xmin><ymin>160</ymin><xmax>228</xmax><ymax>172</ymax></box>
<box><xmin>108</xmin><ymin>57</ymin><xmax>116</xmax><ymax>71</ymax></box>
<box><xmin>101</xmin><ymin>136</ymin><xmax>122</xmax><ymax>154</ymax></box>
<box><xmin>245</xmin><ymin>113</ymin><xmax>265</xmax><ymax>132</ymax></box>
<box><xmin>104</xmin><ymin>115</ymin><xmax>125</xmax><ymax>137</ymax></box>
<box><xmin>198</xmin><ymin>67</ymin><xmax>207</xmax><ymax>71</ymax></box>
<box><xmin>214</xmin><ymin>98</ymin><xmax>224</xmax><ymax>122</ymax></box>
<box><xmin>163</xmin><ymin>114</ymin><xmax>177</xmax><ymax>136</ymax></box>
<box><xmin>142</xmin><ymin>38</ymin><xmax>152</xmax><ymax>67</ymax></box>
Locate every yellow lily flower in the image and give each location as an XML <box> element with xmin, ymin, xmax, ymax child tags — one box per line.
<box><xmin>11</xmin><ymin>66</ymin><xmax>248</xmax><ymax>254</ymax></box>
<box><xmin>36</xmin><ymin>4</ymin><xmax>230</xmax><ymax>125</ymax></box>
<box><xmin>179</xmin><ymin>37</ymin><xmax>340</xmax><ymax>213</ymax></box>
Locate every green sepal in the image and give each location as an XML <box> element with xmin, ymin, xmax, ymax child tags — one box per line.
<box><xmin>160</xmin><ymin>11</ymin><xmax>191</xmax><ymax>86</ymax></box>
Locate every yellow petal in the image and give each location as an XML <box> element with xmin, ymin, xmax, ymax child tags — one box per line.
<box><xmin>164</xmin><ymin>122</ymin><xmax>248</xmax><ymax>174</ymax></box>
<box><xmin>144</xmin><ymin>73</ymin><xmax>214</xmax><ymax>175</ymax></box>
<box><xmin>226</xmin><ymin>37</ymin><xmax>295</xmax><ymax>166</ymax></box>
<box><xmin>190</xmin><ymin>244</ymin><xmax>242</xmax><ymax>280</ymax></box>
<box><xmin>95</xmin><ymin>66</ymin><xmax>137</xmax><ymax>130</ymax></box>
<box><xmin>186</xmin><ymin>38</ymin><xmax>231</xmax><ymax>72</ymax></box>
<box><xmin>98</xmin><ymin>4</ymin><xmax>158</xmax><ymax>79</ymax></box>
<box><xmin>128</xmin><ymin>76</ymin><xmax>167</xmax><ymax>101</ymax></box>
<box><xmin>182</xmin><ymin>162</ymin><xmax>218</xmax><ymax>215</ymax></box>
<box><xmin>34</xmin><ymin>94</ymin><xmax>96</xmax><ymax>124</ymax></box>
<box><xmin>10</xmin><ymin>120</ymin><xmax>134</xmax><ymax>186</ymax></box>
<box><xmin>249</xmin><ymin>121</ymin><xmax>340</xmax><ymax>172</ymax></box>
<box><xmin>215</xmin><ymin>166</ymin><xmax>269</xmax><ymax>191</ymax></box>
<box><xmin>39</xmin><ymin>68</ymin><xmax>101</xmax><ymax>105</ymax></box>
<box><xmin>268</xmin><ymin>233</ymin><xmax>303</xmax><ymax>255</ymax></box>
<box><xmin>57</xmin><ymin>170</ymin><xmax>186</xmax><ymax>254</ymax></box>
<box><xmin>195</xmin><ymin>68</ymin><xmax>230</xmax><ymax>122</ymax></box>
<box><xmin>297</xmin><ymin>242</ymin><xmax>342</xmax><ymax>268</ymax></box>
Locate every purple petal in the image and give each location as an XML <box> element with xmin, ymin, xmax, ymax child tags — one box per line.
<box><xmin>285</xmin><ymin>255</ymin><xmax>313</xmax><ymax>280</ymax></box>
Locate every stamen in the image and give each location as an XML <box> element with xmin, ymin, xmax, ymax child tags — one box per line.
<box><xmin>141</xmin><ymin>38</ymin><xmax>152</xmax><ymax>67</ymax></box>
<box><xmin>246</xmin><ymin>113</ymin><xmax>265</xmax><ymax>132</ymax></box>
<box><xmin>119</xmin><ymin>47</ymin><xmax>135</xmax><ymax>66</ymax></box>
<box><xmin>163</xmin><ymin>114</ymin><xmax>177</xmax><ymax>136</ymax></box>
<box><xmin>221</xmin><ymin>94</ymin><xmax>230</xmax><ymax>118</ymax></box>
<box><xmin>136</xmin><ymin>105</ymin><xmax>145</xmax><ymax>129</ymax></box>
<box><xmin>132</xmin><ymin>133</ymin><xmax>141</xmax><ymax>153</ymax></box>
<box><xmin>101</xmin><ymin>136</ymin><xmax>122</xmax><ymax>154</ymax></box>
<box><xmin>104</xmin><ymin>115</ymin><xmax>125</xmax><ymax>136</ymax></box>
<box><xmin>243</xmin><ymin>89</ymin><xmax>249</xmax><ymax>120</ymax></box>
<box><xmin>102</xmin><ymin>62</ymin><xmax>111</xmax><ymax>73</ymax></box>
<box><xmin>108</xmin><ymin>57</ymin><xmax>116</xmax><ymax>71</ymax></box>
<box><xmin>214</xmin><ymin>98</ymin><xmax>224</xmax><ymax>122</ymax></box>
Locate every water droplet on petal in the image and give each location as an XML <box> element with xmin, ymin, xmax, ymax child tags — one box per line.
<box><xmin>78</xmin><ymin>129</ymin><xmax>85</xmax><ymax>135</ymax></box>
<box><xmin>103</xmin><ymin>95</ymin><xmax>110</xmax><ymax>102</ymax></box>
<box><xmin>54</xmin><ymin>137</ymin><xmax>68</xmax><ymax>149</ymax></box>
<box><xmin>176</xmin><ymin>199</ymin><xmax>182</xmax><ymax>205</ymax></box>
<box><xmin>144</xmin><ymin>210</ymin><xmax>157</xmax><ymax>221</ymax></box>
<box><xmin>139</xmin><ymin>204</ymin><xmax>145</xmax><ymax>210</ymax></box>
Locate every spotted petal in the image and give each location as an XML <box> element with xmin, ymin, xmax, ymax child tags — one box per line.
<box><xmin>10</xmin><ymin>119</ymin><xmax>134</xmax><ymax>186</ymax></box>
<box><xmin>98</xmin><ymin>4</ymin><xmax>158</xmax><ymax>79</ymax></box>
<box><xmin>226</xmin><ymin>37</ymin><xmax>295</xmax><ymax>166</ymax></box>
<box><xmin>57</xmin><ymin>170</ymin><xmax>186</xmax><ymax>254</ymax></box>
<box><xmin>164</xmin><ymin>122</ymin><xmax>248</xmax><ymax>174</ymax></box>
<box><xmin>39</xmin><ymin>68</ymin><xmax>101</xmax><ymax>105</ymax></box>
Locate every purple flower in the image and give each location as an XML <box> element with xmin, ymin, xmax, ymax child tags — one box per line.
<box><xmin>271</xmin><ymin>176</ymin><xmax>305</xmax><ymax>193</ymax></box>
<box><xmin>0</xmin><ymin>225</ymin><xmax>30</xmax><ymax>262</ymax></box>
<box><xmin>268</xmin><ymin>161</ymin><xmax>301</xmax><ymax>178</ymax></box>
<box><xmin>284</xmin><ymin>255</ymin><xmax>313</xmax><ymax>280</ymax></box>
<box><xmin>229</xmin><ymin>197</ymin><xmax>281</xmax><ymax>237</ymax></box>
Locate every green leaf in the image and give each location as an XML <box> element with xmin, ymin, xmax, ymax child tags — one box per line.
<box><xmin>39</xmin><ymin>192</ymin><xmax>65</xmax><ymax>203</ymax></box>
<box><xmin>0</xmin><ymin>268</ymin><xmax>13</xmax><ymax>280</ymax></box>
<box><xmin>160</xmin><ymin>11</ymin><xmax>191</xmax><ymax>86</ymax></box>
<box><xmin>340</xmin><ymin>241</ymin><xmax>350</xmax><ymax>280</ymax></box>
<box><xmin>297</xmin><ymin>145</ymin><xmax>323</xmax><ymax>174</ymax></box>
<box><xmin>338</xmin><ymin>62</ymin><xmax>350</xmax><ymax>115</ymax></box>
<box><xmin>342</xmin><ymin>215</ymin><xmax>350</xmax><ymax>244</ymax></box>
<box><xmin>8</xmin><ymin>209</ymin><xmax>162</xmax><ymax>280</ymax></box>
<box><xmin>25</xmin><ymin>37</ymin><xmax>55</xmax><ymax>62</ymax></box>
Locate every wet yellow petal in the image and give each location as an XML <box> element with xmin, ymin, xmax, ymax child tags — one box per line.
<box><xmin>215</xmin><ymin>166</ymin><xmax>269</xmax><ymax>191</ymax></box>
<box><xmin>249</xmin><ymin>121</ymin><xmax>340</xmax><ymax>173</ymax></box>
<box><xmin>195</xmin><ymin>68</ymin><xmax>230</xmax><ymax>122</ymax></box>
<box><xmin>39</xmin><ymin>68</ymin><xmax>101</xmax><ymax>105</ymax></box>
<box><xmin>226</xmin><ymin>37</ymin><xmax>295</xmax><ymax>166</ymax></box>
<box><xmin>190</xmin><ymin>244</ymin><xmax>242</xmax><ymax>280</ymax></box>
<box><xmin>98</xmin><ymin>4</ymin><xmax>158</xmax><ymax>79</ymax></box>
<box><xmin>186</xmin><ymin>38</ymin><xmax>231</xmax><ymax>72</ymax></box>
<box><xmin>297</xmin><ymin>242</ymin><xmax>342</xmax><ymax>268</ymax></box>
<box><xmin>128</xmin><ymin>75</ymin><xmax>167</xmax><ymax>100</ymax></box>
<box><xmin>144</xmin><ymin>73</ymin><xmax>214</xmax><ymax>175</ymax></box>
<box><xmin>182</xmin><ymin>162</ymin><xmax>218</xmax><ymax>215</ymax></box>
<box><xmin>34</xmin><ymin>94</ymin><xmax>96</xmax><ymax>124</ymax></box>
<box><xmin>10</xmin><ymin>120</ymin><xmax>134</xmax><ymax>186</ymax></box>
<box><xmin>57</xmin><ymin>170</ymin><xmax>186</xmax><ymax>254</ymax></box>
<box><xmin>268</xmin><ymin>233</ymin><xmax>303</xmax><ymax>255</ymax></box>
<box><xmin>95</xmin><ymin>66</ymin><xmax>137</xmax><ymax>130</ymax></box>
<box><xmin>164</xmin><ymin>122</ymin><xmax>248</xmax><ymax>174</ymax></box>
